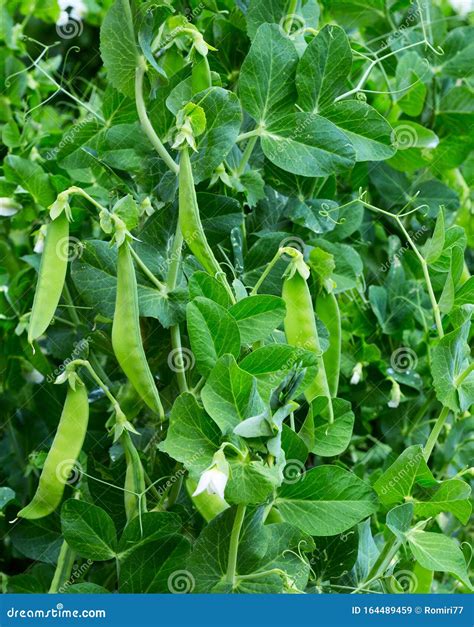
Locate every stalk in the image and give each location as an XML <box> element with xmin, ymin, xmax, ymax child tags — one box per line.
<box><xmin>49</xmin><ymin>539</ymin><xmax>76</xmax><ymax>593</ymax></box>
<box><xmin>225</xmin><ymin>505</ymin><xmax>246</xmax><ymax>587</ymax></box>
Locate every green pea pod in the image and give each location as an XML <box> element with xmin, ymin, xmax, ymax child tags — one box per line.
<box><xmin>315</xmin><ymin>291</ymin><xmax>341</xmax><ymax>397</ymax></box>
<box><xmin>18</xmin><ymin>382</ymin><xmax>89</xmax><ymax>519</ymax></box>
<box><xmin>178</xmin><ymin>146</ymin><xmax>222</xmax><ymax>278</ymax></box>
<box><xmin>122</xmin><ymin>432</ymin><xmax>147</xmax><ymax>522</ymax></box>
<box><xmin>185</xmin><ymin>477</ymin><xmax>229</xmax><ymax>522</ymax></box>
<box><xmin>112</xmin><ymin>241</ymin><xmax>164</xmax><ymax>418</ymax></box>
<box><xmin>191</xmin><ymin>56</ymin><xmax>212</xmax><ymax>93</ymax></box>
<box><xmin>28</xmin><ymin>212</ymin><xmax>69</xmax><ymax>344</ymax></box>
<box><xmin>282</xmin><ymin>268</ymin><xmax>332</xmax><ymax>407</ymax></box>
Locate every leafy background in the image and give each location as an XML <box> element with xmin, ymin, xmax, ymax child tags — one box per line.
<box><xmin>0</xmin><ymin>0</ymin><xmax>473</xmax><ymax>595</ymax></box>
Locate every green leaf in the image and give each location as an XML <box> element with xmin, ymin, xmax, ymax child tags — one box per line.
<box><xmin>239</xmin><ymin>344</ymin><xmax>317</xmax><ymax>402</ymax></box>
<box><xmin>311</xmin><ymin>527</ymin><xmax>359</xmax><ymax>581</ymax></box>
<box><xmin>239</xmin><ymin>24</ymin><xmax>298</xmax><ymax>124</ymax></box>
<box><xmin>431</xmin><ymin>319</ymin><xmax>474</xmax><ymax>412</ymax></box>
<box><xmin>262</xmin><ymin>112</ymin><xmax>355</xmax><ymax>177</ymax></box>
<box><xmin>120</xmin><ymin>534</ymin><xmax>192</xmax><ymax>592</ymax></box>
<box><xmin>414</xmin><ymin>479</ymin><xmax>472</xmax><ymax>525</ymax></box>
<box><xmin>201</xmin><ymin>354</ymin><xmax>265</xmax><ymax>435</ymax></box>
<box><xmin>100</xmin><ymin>0</ymin><xmax>139</xmax><ymax>99</ymax></box>
<box><xmin>189</xmin><ymin>271</ymin><xmax>231</xmax><ymax>308</ymax></box>
<box><xmin>322</xmin><ymin>101</ymin><xmax>395</xmax><ymax>161</ymax></box>
<box><xmin>0</xmin><ymin>486</ymin><xmax>15</xmax><ymax>511</ymax></box>
<box><xmin>408</xmin><ymin>530</ymin><xmax>472</xmax><ymax>590</ymax></box>
<box><xmin>188</xmin><ymin>507</ymin><xmax>313</xmax><ymax>592</ymax></box>
<box><xmin>229</xmin><ymin>295</ymin><xmax>286</xmax><ymax>344</ymax></box>
<box><xmin>10</xmin><ymin>516</ymin><xmax>62</xmax><ymax>565</ymax></box>
<box><xmin>158</xmin><ymin>393</ymin><xmax>221</xmax><ymax>477</ymax></box>
<box><xmin>395</xmin><ymin>52</ymin><xmax>429</xmax><ymax>117</ymax></box>
<box><xmin>225</xmin><ymin>459</ymin><xmax>279</xmax><ymax>505</ymax></box>
<box><xmin>425</xmin><ymin>208</ymin><xmax>445</xmax><ymax>263</ymax></box>
<box><xmin>455</xmin><ymin>277</ymin><xmax>474</xmax><ymax>306</ymax></box>
<box><xmin>186</xmin><ymin>297</ymin><xmax>241</xmax><ymax>377</ymax></box>
<box><xmin>71</xmin><ymin>240</ymin><xmax>185</xmax><ymax>328</ymax></box>
<box><xmin>311</xmin><ymin>397</ymin><xmax>354</xmax><ymax>457</ymax></box>
<box><xmin>386</xmin><ymin>503</ymin><xmax>414</xmax><ymax>541</ymax></box>
<box><xmin>191</xmin><ymin>88</ymin><xmax>242</xmax><ymax>184</ymax></box>
<box><xmin>276</xmin><ymin>466</ymin><xmax>378</xmax><ymax>536</ymax></box>
<box><xmin>61</xmin><ymin>500</ymin><xmax>117</xmax><ymax>561</ymax></box>
<box><xmin>373</xmin><ymin>445</ymin><xmax>425</xmax><ymax>507</ymax></box>
<box><xmin>296</xmin><ymin>25</ymin><xmax>352</xmax><ymax>112</ymax></box>
<box><xmin>118</xmin><ymin>512</ymin><xmax>183</xmax><ymax>559</ymax></box>
<box><xmin>4</xmin><ymin>155</ymin><xmax>55</xmax><ymax>208</ymax></box>
<box><xmin>112</xmin><ymin>195</ymin><xmax>139</xmax><ymax>231</ymax></box>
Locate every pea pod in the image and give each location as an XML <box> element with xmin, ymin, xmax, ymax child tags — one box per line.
<box><xmin>191</xmin><ymin>56</ymin><xmax>212</xmax><ymax>93</ymax></box>
<box><xmin>122</xmin><ymin>431</ymin><xmax>147</xmax><ymax>522</ymax></box>
<box><xmin>18</xmin><ymin>381</ymin><xmax>89</xmax><ymax>519</ymax></box>
<box><xmin>185</xmin><ymin>477</ymin><xmax>229</xmax><ymax>522</ymax></box>
<box><xmin>282</xmin><ymin>260</ymin><xmax>332</xmax><ymax>412</ymax></box>
<box><xmin>112</xmin><ymin>241</ymin><xmax>164</xmax><ymax>418</ymax></box>
<box><xmin>178</xmin><ymin>146</ymin><xmax>222</xmax><ymax>279</ymax></box>
<box><xmin>315</xmin><ymin>291</ymin><xmax>341</xmax><ymax>397</ymax></box>
<box><xmin>28</xmin><ymin>212</ymin><xmax>69</xmax><ymax>344</ymax></box>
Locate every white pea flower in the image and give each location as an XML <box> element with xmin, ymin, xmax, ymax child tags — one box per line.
<box><xmin>193</xmin><ymin>450</ymin><xmax>229</xmax><ymax>500</ymax></box>
<box><xmin>387</xmin><ymin>379</ymin><xmax>401</xmax><ymax>409</ymax></box>
<box><xmin>448</xmin><ymin>0</ymin><xmax>473</xmax><ymax>16</ymax></box>
<box><xmin>350</xmin><ymin>362</ymin><xmax>363</xmax><ymax>385</ymax></box>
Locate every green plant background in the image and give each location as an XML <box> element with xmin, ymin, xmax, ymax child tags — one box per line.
<box><xmin>0</xmin><ymin>0</ymin><xmax>473</xmax><ymax>595</ymax></box>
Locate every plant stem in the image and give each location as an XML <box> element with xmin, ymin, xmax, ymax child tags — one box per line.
<box><xmin>135</xmin><ymin>57</ymin><xmax>178</xmax><ymax>175</ymax></box>
<box><xmin>284</xmin><ymin>0</ymin><xmax>299</xmax><ymax>33</ymax></box>
<box><xmin>167</xmin><ymin>225</ymin><xmax>188</xmax><ymax>393</ymax></box>
<box><xmin>423</xmin><ymin>405</ymin><xmax>450</xmax><ymax>461</ymax></box>
<box><xmin>353</xmin><ymin>535</ymin><xmax>400</xmax><ymax>594</ymax></box>
<box><xmin>48</xmin><ymin>539</ymin><xmax>76</xmax><ymax>593</ymax></box>
<box><xmin>129</xmin><ymin>246</ymin><xmax>167</xmax><ymax>294</ymax></box>
<box><xmin>70</xmin><ymin>359</ymin><xmax>123</xmax><ymax>416</ymax></box>
<box><xmin>455</xmin><ymin>362</ymin><xmax>474</xmax><ymax>388</ymax></box>
<box><xmin>335</xmin><ymin>41</ymin><xmax>425</xmax><ymax>102</ymax></box>
<box><xmin>361</xmin><ymin>200</ymin><xmax>444</xmax><ymax>338</ymax></box>
<box><xmin>225</xmin><ymin>504</ymin><xmax>246</xmax><ymax>587</ymax></box>
<box><xmin>236</xmin><ymin>134</ymin><xmax>258</xmax><ymax>176</ymax></box>
<box><xmin>251</xmin><ymin>249</ymin><xmax>283</xmax><ymax>295</ymax></box>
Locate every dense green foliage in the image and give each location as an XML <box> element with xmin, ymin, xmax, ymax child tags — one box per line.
<box><xmin>0</xmin><ymin>0</ymin><xmax>473</xmax><ymax>595</ymax></box>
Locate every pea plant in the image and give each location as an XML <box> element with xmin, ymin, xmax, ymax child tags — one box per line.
<box><xmin>0</xmin><ymin>0</ymin><xmax>473</xmax><ymax>596</ymax></box>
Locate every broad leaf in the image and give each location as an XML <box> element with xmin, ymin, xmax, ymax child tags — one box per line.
<box><xmin>187</xmin><ymin>297</ymin><xmax>241</xmax><ymax>377</ymax></box>
<box><xmin>61</xmin><ymin>500</ymin><xmax>117</xmax><ymax>561</ymax></box>
<box><xmin>276</xmin><ymin>466</ymin><xmax>378</xmax><ymax>536</ymax></box>
<box><xmin>229</xmin><ymin>295</ymin><xmax>286</xmax><ymax>344</ymax></box>
<box><xmin>296</xmin><ymin>25</ymin><xmax>352</xmax><ymax>112</ymax></box>
<box><xmin>159</xmin><ymin>393</ymin><xmax>221</xmax><ymax>477</ymax></box>
<box><xmin>201</xmin><ymin>355</ymin><xmax>265</xmax><ymax>434</ymax></box>
<box><xmin>239</xmin><ymin>24</ymin><xmax>298</xmax><ymax>124</ymax></box>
